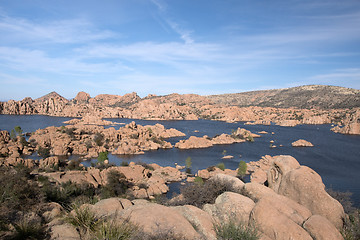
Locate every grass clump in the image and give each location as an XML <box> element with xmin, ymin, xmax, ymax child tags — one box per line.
<box><xmin>94</xmin><ymin>219</ymin><xmax>138</xmax><ymax>240</ymax></box>
<box><xmin>12</xmin><ymin>218</ymin><xmax>46</xmax><ymax>240</ymax></box>
<box><xmin>214</xmin><ymin>219</ymin><xmax>260</xmax><ymax>240</ymax></box>
<box><xmin>66</xmin><ymin>205</ymin><xmax>101</xmax><ymax>237</ymax></box>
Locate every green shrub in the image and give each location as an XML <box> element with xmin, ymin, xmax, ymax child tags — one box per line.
<box><xmin>217</xmin><ymin>163</ymin><xmax>225</xmax><ymax>171</ymax></box>
<box><xmin>10</xmin><ymin>129</ymin><xmax>16</xmax><ymax>140</ymax></box>
<box><xmin>37</xmin><ymin>146</ymin><xmax>51</xmax><ymax>159</ymax></box>
<box><xmin>121</xmin><ymin>161</ymin><xmax>129</xmax><ymax>166</ymax></box>
<box><xmin>214</xmin><ymin>219</ymin><xmax>260</xmax><ymax>240</ymax></box>
<box><xmin>185</xmin><ymin>157</ymin><xmax>192</xmax><ymax>169</ymax></box>
<box><xmin>41</xmin><ymin>179</ymin><xmax>96</xmax><ymax>208</ymax></box>
<box><xmin>94</xmin><ymin>133</ymin><xmax>104</xmax><ymax>146</ymax></box>
<box><xmin>247</xmin><ymin>134</ymin><xmax>254</xmax><ymax>142</ymax></box>
<box><xmin>194</xmin><ymin>176</ymin><xmax>204</xmax><ymax>185</ymax></box>
<box><xmin>14</xmin><ymin>126</ymin><xmax>22</xmax><ymax>135</ymax></box>
<box><xmin>326</xmin><ymin>188</ymin><xmax>355</xmax><ymax>214</ymax></box>
<box><xmin>64</xmin><ymin>127</ymin><xmax>76</xmax><ymax>139</ymax></box>
<box><xmin>100</xmin><ymin>170</ymin><xmax>132</xmax><ymax>199</ymax></box>
<box><xmin>135</xmin><ymin>162</ymin><xmax>154</xmax><ymax>171</ymax></box>
<box><xmin>151</xmin><ymin>136</ymin><xmax>165</xmax><ymax>145</ymax></box>
<box><xmin>342</xmin><ymin>210</ymin><xmax>360</xmax><ymax>240</ymax></box>
<box><xmin>67</xmin><ymin>159</ymin><xmax>83</xmax><ymax>171</ymax></box>
<box><xmin>169</xmin><ymin>178</ymin><xmax>233</xmax><ymax>208</ymax></box>
<box><xmin>98</xmin><ymin>151</ymin><xmax>109</xmax><ymax>164</ymax></box>
<box><xmin>237</xmin><ymin>160</ymin><xmax>247</xmax><ymax>178</ymax></box>
<box><xmin>19</xmin><ymin>136</ymin><xmax>28</xmax><ymax>147</ymax></box>
<box><xmin>0</xmin><ymin>166</ymin><xmax>42</xmax><ymax>212</ymax></box>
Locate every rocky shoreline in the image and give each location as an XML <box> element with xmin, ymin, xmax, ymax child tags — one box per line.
<box><xmin>0</xmin><ymin>115</ymin><xmax>357</xmax><ymax>239</ymax></box>
<box><xmin>1</xmin><ymin>90</ymin><xmax>359</xmax><ymax>135</ymax></box>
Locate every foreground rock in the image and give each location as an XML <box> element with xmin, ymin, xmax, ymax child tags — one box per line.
<box><xmin>267</xmin><ymin>155</ymin><xmax>345</xmax><ymax>229</ymax></box>
<box><xmin>47</xmin><ymin>155</ymin><xmax>345</xmax><ymax>240</ymax></box>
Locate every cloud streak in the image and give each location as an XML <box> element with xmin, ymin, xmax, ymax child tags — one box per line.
<box><xmin>0</xmin><ymin>12</ymin><xmax>116</xmax><ymax>45</ymax></box>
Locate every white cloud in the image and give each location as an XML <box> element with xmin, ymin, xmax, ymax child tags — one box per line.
<box><xmin>310</xmin><ymin>68</ymin><xmax>360</xmax><ymax>80</ymax></box>
<box><xmin>0</xmin><ymin>47</ymin><xmax>131</xmax><ymax>74</ymax></box>
<box><xmin>0</xmin><ymin>12</ymin><xmax>116</xmax><ymax>44</ymax></box>
<box><xmin>150</xmin><ymin>0</ymin><xmax>194</xmax><ymax>44</ymax></box>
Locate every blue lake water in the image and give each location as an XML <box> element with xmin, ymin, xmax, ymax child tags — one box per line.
<box><xmin>1</xmin><ymin>114</ymin><xmax>360</xmax><ymax>207</ymax></box>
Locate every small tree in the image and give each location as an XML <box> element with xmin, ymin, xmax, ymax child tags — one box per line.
<box><xmin>185</xmin><ymin>157</ymin><xmax>192</xmax><ymax>169</ymax></box>
<box><xmin>217</xmin><ymin>162</ymin><xmax>225</xmax><ymax>171</ymax></box>
<box><xmin>97</xmin><ymin>151</ymin><xmax>108</xmax><ymax>164</ymax></box>
<box><xmin>185</xmin><ymin>157</ymin><xmax>192</xmax><ymax>174</ymax></box>
<box><xmin>14</xmin><ymin>126</ymin><xmax>22</xmax><ymax>135</ymax></box>
<box><xmin>10</xmin><ymin>129</ymin><xmax>16</xmax><ymax>140</ymax></box>
<box><xmin>237</xmin><ymin>160</ymin><xmax>247</xmax><ymax>178</ymax></box>
<box><xmin>38</xmin><ymin>146</ymin><xmax>50</xmax><ymax>159</ymax></box>
<box><xmin>247</xmin><ymin>134</ymin><xmax>254</xmax><ymax>142</ymax></box>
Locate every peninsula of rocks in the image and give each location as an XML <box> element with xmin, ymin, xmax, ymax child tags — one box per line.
<box><xmin>0</xmin><ymin>84</ymin><xmax>359</xmax><ymax>135</ymax></box>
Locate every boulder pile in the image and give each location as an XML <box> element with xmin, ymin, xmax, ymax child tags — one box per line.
<box><xmin>48</xmin><ymin>155</ymin><xmax>345</xmax><ymax>240</ymax></box>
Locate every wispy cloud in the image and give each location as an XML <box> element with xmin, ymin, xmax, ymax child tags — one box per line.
<box><xmin>310</xmin><ymin>68</ymin><xmax>360</xmax><ymax>80</ymax></box>
<box><xmin>0</xmin><ymin>12</ymin><xmax>116</xmax><ymax>44</ymax></box>
<box><xmin>150</xmin><ymin>0</ymin><xmax>194</xmax><ymax>44</ymax></box>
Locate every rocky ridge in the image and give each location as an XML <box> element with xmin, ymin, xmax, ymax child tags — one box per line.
<box><xmin>1</xmin><ymin>86</ymin><xmax>359</xmax><ymax>134</ymax></box>
<box><xmin>207</xmin><ymin>85</ymin><xmax>360</xmax><ymax>109</ymax></box>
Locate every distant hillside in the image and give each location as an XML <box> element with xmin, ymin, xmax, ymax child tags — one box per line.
<box><xmin>207</xmin><ymin>85</ymin><xmax>360</xmax><ymax>109</ymax></box>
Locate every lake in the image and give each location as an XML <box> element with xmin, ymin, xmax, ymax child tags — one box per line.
<box><xmin>1</xmin><ymin>114</ymin><xmax>359</xmax><ymax>207</ymax></box>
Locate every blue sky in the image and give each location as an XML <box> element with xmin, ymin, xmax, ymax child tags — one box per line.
<box><xmin>0</xmin><ymin>0</ymin><xmax>360</xmax><ymax>100</ymax></box>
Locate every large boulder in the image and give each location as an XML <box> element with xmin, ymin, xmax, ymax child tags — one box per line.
<box><xmin>209</xmin><ymin>174</ymin><xmax>245</xmax><ymax>193</ymax></box>
<box><xmin>303</xmin><ymin>215</ymin><xmax>344</xmax><ymax>240</ymax></box>
<box><xmin>276</xmin><ymin>166</ymin><xmax>345</xmax><ymax>229</ymax></box>
<box><xmin>173</xmin><ymin>205</ymin><xmax>216</xmax><ymax>240</ymax></box>
<box><xmin>250</xmin><ymin>197</ymin><xmax>313</xmax><ymax>240</ymax></box>
<box><xmin>267</xmin><ymin>155</ymin><xmax>300</xmax><ymax>193</ymax></box>
<box><xmin>74</xmin><ymin>91</ymin><xmax>90</xmax><ymax>103</ymax></box>
<box><xmin>118</xmin><ymin>202</ymin><xmax>200</xmax><ymax>239</ymax></box>
<box><xmin>80</xmin><ymin>198</ymin><xmax>133</xmax><ymax>219</ymax></box>
<box><xmin>203</xmin><ymin>192</ymin><xmax>255</xmax><ymax>224</ymax></box>
<box><xmin>49</xmin><ymin>223</ymin><xmax>80</xmax><ymax>240</ymax></box>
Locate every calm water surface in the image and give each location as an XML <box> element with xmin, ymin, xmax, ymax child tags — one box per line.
<box><xmin>1</xmin><ymin>115</ymin><xmax>359</xmax><ymax>206</ymax></box>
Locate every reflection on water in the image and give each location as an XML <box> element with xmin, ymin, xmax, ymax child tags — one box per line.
<box><xmin>1</xmin><ymin>115</ymin><xmax>359</xmax><ymax>206</ymax></box>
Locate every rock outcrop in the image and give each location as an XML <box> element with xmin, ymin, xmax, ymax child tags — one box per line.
<box><xmin>175</xmin><ymin>127</ymin><xmax>259</xmax><ymax>149</ymax></box>
<box><xmin>1</xmin><ymin>87</ymin><xmax>358</xmax><ymax>134</ymax></box>
<box><xmin>47</xmin><ymin>155</ymin><xmax>345</xmax><ymax>240</ymax></box>
<box><xmin>267</xmin><ymin>155</ymin><xmax>345</xmax><ymax>229</ymax></box>
<box><xmin>292</xmin><ymin>139</ymin><xmax>314</xmax><ymax>147</ymax></box>
<box><xmin>331</xmin><ymin>109</ymin><xmax>360</xmax><ymax>135</ymax></box>
<box><xmin>40</xmin><ymin>162</ymin><xmax>186</xmax><ymax>198</ymax></box>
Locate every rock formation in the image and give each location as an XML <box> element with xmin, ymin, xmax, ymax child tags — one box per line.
<box><xmin>1</xmin><ymin>87</ymin><xmax>359</xmax><ymax>134</ymax></box>
<box><xmin>291</xmin><ymin>139</ymin><xmax>314</xmax><ymax>147</ymax></box>
<box><xmin>47</xmin><ymin>155</ymin><xmax>346</xmax><ymax>240</ymax></box>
